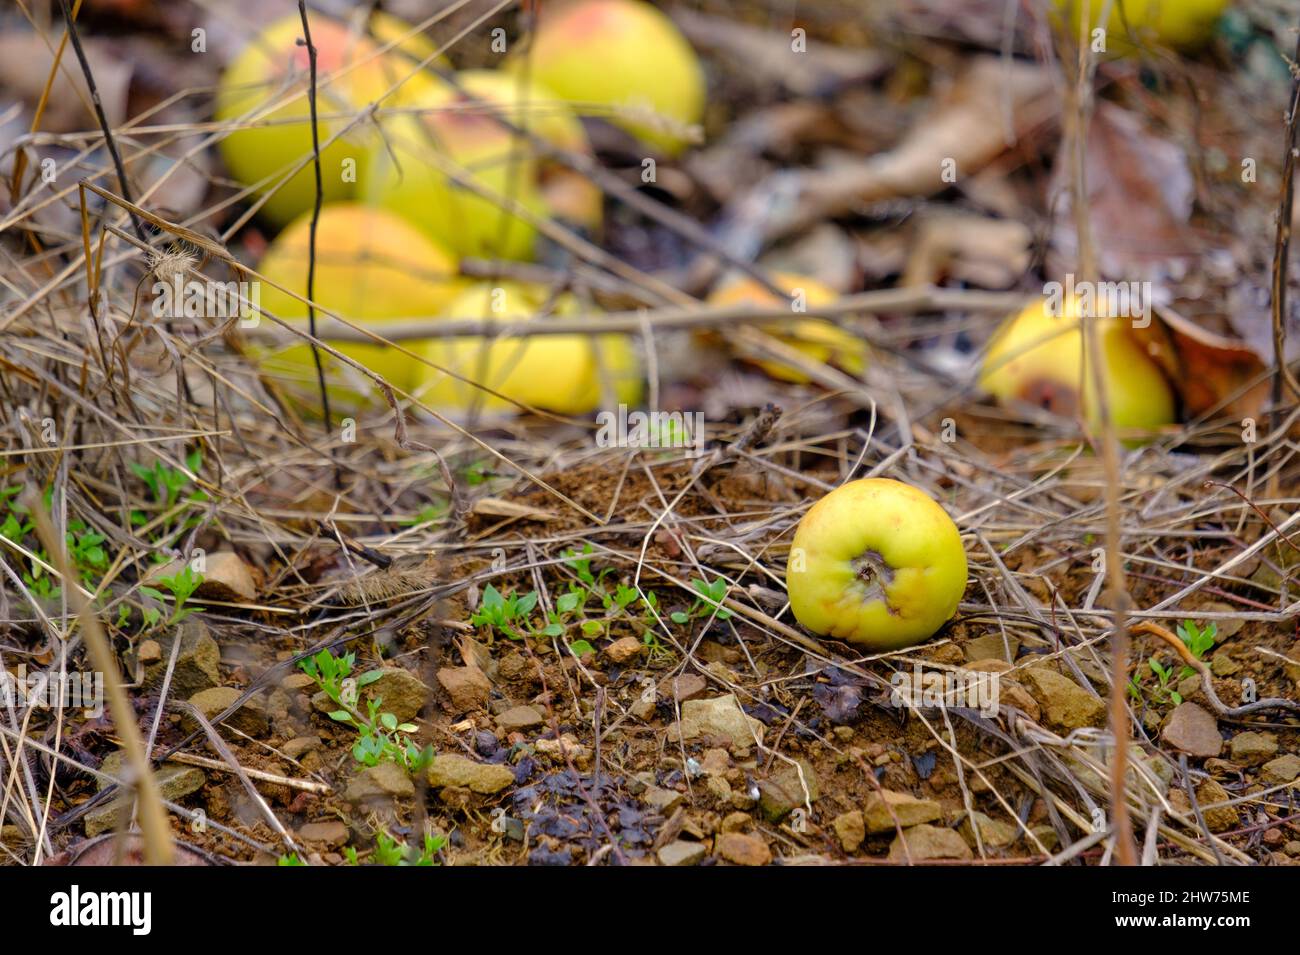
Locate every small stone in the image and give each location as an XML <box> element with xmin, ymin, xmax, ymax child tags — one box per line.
<box><xmin>184</xmin><ymin>686</ymin><xmax>269</xmax><ymax>737</ymax></box>
<box><xmin>281</xmin><ymin>736</ymin><xmax>321</xmax><ymax>759</ymax></box>
<box><xmin>959</xmin><ymin>811</ymin><xmax>1017</xmax><ymax>848</ymax></box>
<box><xmin>757</xmin><ymin>759</ymin><xmax>819</xmax><ymax>823</ymax></box>
<box><xmin>150</xmin><ymin>550</ymin><xmax>257</xmax><ymax>602</ymax></box>
<box><xmin>700</xmin><ymin>748</ymin><xmax>730</xmax><ymax>777</ymax></box>
<box><xmin>963</xmin><ymin>633</ymin><xmax>1020</xmax><ymax>663</ymax></box>
<box><xmin>715</xmin><ymin>831</ymin><xmax>771</xmax><ymax>866</ymax></box>
<box><xmin>703</xmin><ymin>776</ymin><xmax>732</xmax><ymax>805</ymax></box>
<box><xmin>630</xmin><ymin>697</ymin><xmax>656</xmax><ymax>721</ymax></box>
<box><xmin>86</xmin><ymin>759</ymin><xmax>206</xmax><ymax>837</ymax></box>
<box><xmin>143</xmin><ymin>620</ymin><xmax>221</xmax><ymax>699</ymax></box>
<box><xmin>720</xmin><ymin>812</ymin><xmax>752</xmax><ymax>835</ymax></box>
<box><xmin>137</xmin><ymin>640</ymin><xmax>162</xmax><ymax>666</ymax></box>
<box><xmin>658</xmin><ymin>840</ymin><xmax>707</xmax><ymax>866</ymax></box>
<box><xmin>644</xmin><ymin>785</ymin><xmax>684</xmax><ymax>814</ymax></box>
<box><xmin>280</xmin><ymin>673</ymin><xmax>314</xmax><ymax>692</ymax></box>
<box><xmin>497</xmin><ymin>705</ymin><xmax>544</xmax><ymax>732</ymax></box>
<box><xmin>834</xmin><ymin>811</ymin><xmax>865</xmax><ymax>853</ymax></box>
<box><xmin>535</xmin><ymin>734</ymin><xmax>592</xmax><ymax>767</ymax></box>
<box><xmin>997</xmin><ymin>682</ymin><xmax>1041</xmax><ymax>722</ymax></box>
<box><xmin>1261</xmin><ymin>754</ymin><xmax>1300</xmax><ymax>785</ymax></box>
<box><xmin>676</xmin><ymin>695</ymin><xmax>765</xmax><ymax>751</ymax></box>
<box><xmin>1210</xmin><ymin>653</ymin><xmax>1241</xmax><ymax>678</ymax></box>
<box><xmin>1263</xmin><ymin>828</ymin><xmax>1284</xmax><ymax>847</ymax></box>
<box><xmin>1198</xmin><ymin>604</ymin><xmax>1244</xmax><ymax>639</ymax></box>
<box><xmin>862</xmin><ymin>790</ymin><xmax>943</xmax><ymax>834</ymax></box>
<box><xmin>1204</xmin><ymin>758</ymin><xmax>1237</xmax><ymax>777</ymax></box>
<box><xmin>426</xmin><ymin>754</ymin><xmax>515</xmax><ymax>794</ymax></box>
<box><xmin>1162</xmin><ymin>702</ymin><xmax>1223</xmax><ymax>758</ymax></box>
<box><xmin>605</xmin><ymin>637</ymin><xmax>643</xmax><ymax>664</ymax></box>
<box><xmin>1229</xmin><ymin>731</ymin><xmax>1278</xmax><ymax>767</ymax></box>
<box><xmin>671</xmin><ymin>673</ymin><xmax>708</xmax><ymax>702</ymax></box>
<box><xmin>1195</xmin><ymin>778</ymin><xmax>1238</xmax><ymax>833</ymax></box>
<box><xmin>888</xmin><ymin>824</ymin><xmax>972</xmax><ymax>861</ymax></box>
<box><xmin>832</xmin><ymin>726</ymin><xmax>856</xmax><ymax>742</ymax></box>
<box><xmin>360</xmin><ymin>667</ymin><xmax>427</xmax><ymax>723</ymax></box>
<box><xmin>1028</xmin><ymin>825</ymin><xmax>1059</xmax><ymax>852</ymax></box>
<box><xmin>437</xmin><ymin>666</ymin><xmax>490</xmax><ymax>712</ymax></box>
<box><xmin>1021</xmin><ymin>668</ymin><xmax>1105</xmax><ymax>732</ymax></box>
<box><xmin>1284</xmin><ymin>841</ymin><xmax>1300</xmax><ymax>858</ymax></box>
<box><xmin>345</xmin><ymin>762</ymin><xmax>414</xmax><ymax>802</ymax></box>
<box><xmin>730</xmin><ymin>790</ymin><xmax>757</xmax><ymax>811</ymax></box>
<box><xmin>298</xmin><ymin>821</ymin><xmax>349</xmax><ymax>846</ymax></box>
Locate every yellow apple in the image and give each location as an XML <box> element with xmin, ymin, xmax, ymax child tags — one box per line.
<box><xmin>254</xmin><ymin>203</ymin><xmax>461</xmax><ymax>407</ymax></box>
<box><xmin>361</xmin><ymin>82</ymin><xmax>548</xmax><ymax>261</ymax></box>
<box><xmin>442</xmin><ymin>70</ymin><xmax>603</xmax><ymax>230</ymax></box>
<box><xmin>215</xmin><ymin>11</ymin><xmax>443</xmax><ymax>225</ymax></box>
<box><xmin>978</xmin><ymin>295</ymin><xmax>1175</xmax><ymax>440</ymax></box>
<box><xmin>510</xmin><ymin>0</ymin><xmax>705</xmax><ymax>155</ymax></box>
<box><xmin>412</xmin><ymin>281</ymin><xmax>641</xmax><ymax>415</ymax></box>
<box><xmin>707</xmin><ymin>272</ymin><xmax>868</xmax><ymax>383</ymax></box>
<box><xmin>1053</xmin><ymin>0</ymin><xmax>1230</xmax><ymax>51</ymax></box>
<box><xmin>786</xmin><ymin>478</ymin><xmax>968</xmax><ymax>651</ymax></box>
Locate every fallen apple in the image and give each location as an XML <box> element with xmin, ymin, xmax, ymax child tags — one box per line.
<box><xmin>254</xmin><ymin>203</ymin><xmax>461</xmax><ymax>407</ymax></box>
<box><xmin>510</xmin><ymin>0</ymin><xmax>705</xmax><ymax>155</ymax></box>
<box><xmin>707</xmin><ymin>272</ymin><xmax>868</xmax><ymax>383</ymax></box>
<box><xmin>786</xmin><ymin>478</ymin><xmax>968</xmax><ymax>650</ymax></box>
<box><xmin>1053</xmin><ymin>0</ymin><xmax>1231</xmax><ymax>52</ymax></box>
<box><xmin>412</xmin><ymin>281</ymin><xmax>641</xmax><ymax>415</ymax></box>
<box><xmin>215</xmin><ymin>11</ymin><xmax>443</xmax><ymax>225</ymax></box>
<box><xmin>978</xmin><ymin>295</ymin><xmax>1175</xmax><ymax>440</ymax></box>
<box><xmin>361</xmin><ymin>82</ymin><xmax>549</xmax><ymax>261</ymax></box>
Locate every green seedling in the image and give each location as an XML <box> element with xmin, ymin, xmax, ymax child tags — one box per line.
<box><xmin>300</xmin><ymin>648</ymin><xmax>432</xmax><ymax>773</ymax></box>
<box><xmin>1128</xmin><ymin>655</ymin><xmax>1181</xmax><ymax>708</ymax></box>
<box><xmin>1176</xmin><ymin>619</ymin><xmax>1216</xmax><ymax>679</ymax></box>
<box><xmin>670</xmin><ymin>577</ymin><xmax>733</xmax><ymax>625</ymax></box>
<box><xmin>345</xmin><ymin>831</ymin><xmax>445</xmax><ymax>866</ymax></box>
<box><xmin>140</xmin><ymin>563</ymin><xmax>205</xmax><ymax>627</ymax></box>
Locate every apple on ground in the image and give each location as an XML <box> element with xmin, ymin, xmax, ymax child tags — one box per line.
<box><xmin>707</xmin><ymin>272</ymin><xmax>868</xmax><ymax>383</ymax></box>
<box><xmin>412</xmin><ymin>281</ymin><xmax>641</xmax><ymax>415</ymax></box>
<box><xmin>1053</xmin><ymin>0</ymin><xmax>1231</xmax><ymax>52</ymax></box>
<box><xmin>786</xmin><ymin>478</ymin><xmax>968</xmax><ymax>651</ymax></box>
<box><xmin>215</xmin><ymin>11</ymin><xmax>444</xmax><ymax>225</ymax></box>
<box><xmin>978</xmin><ymin>295</ymin><xmax>1175</xmax><ymax>441</ymax></box>
<box><xmin>509</xmin><ymin>0</ymin><xmax>705</xmax><ymax>156</ymax></box>
<box><xmin>254</xmin><ymin>203</ymin><xmax>461</xmax><ymax>407</ymax></box>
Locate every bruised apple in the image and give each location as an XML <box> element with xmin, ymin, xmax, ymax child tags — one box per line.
<box><xmin>978</xmin><ymin>295</ymin><xmax>1175</xmax><ymax>440</ymax></box>
<box><xmin>786</xmin><ymin>479</ymin><xmax>968</xmax><ymax>651</ymax></box>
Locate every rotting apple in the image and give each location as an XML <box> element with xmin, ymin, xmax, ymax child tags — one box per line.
<box><xmin>1052</xmin><ymin>0</ymin><xmax>1231</xmax><ymax>52</ymax></box>
<box><xmin>978</xmin><ymin>295</ymin><xmax>1175</xmax><ymax>441</ymax></box>
<box><xmin>509</xmin><ymin>0</ymin><xmax>705</xmax><ymax>156</ymax></box>
<box><xmin>214</xmin><ymin>11</ymin><xmax>444</xmax><ymax>225</ymax></box>
<box><xmin>786</xmin><ymin>478</ymin><xmax>968</xmax><ymax>651</ymax></box>
<box><xmin>412</xmin><ymin>281</ymin><xmax>641</xmax><ymax>415</ymax></box>
<box><xmin>707</xmin><ymin>271</ymin><xmax>868</xmax><ymax>384</ymax></box>
<box><xmin>254</xmin><ymin>203</ymin><xmax>461</xmax><ymax>408</ymax></box>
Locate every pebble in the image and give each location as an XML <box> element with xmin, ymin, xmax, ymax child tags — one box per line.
<box><xmin>888</xmin><ymin>824</ymin><xmax>972</xmax><ymax>862</ymax></box>
<box><xmin>833</xmin><ymin>811</ymin><xmax>865</xmax><ymax>853</ymax></box>
<box><xmin>674</xmin><ymin>695</ymin><xmax>765</xmax><ymax>752</ymax></box>
<box><xmin>360</xmin><ymin>667</ymin><xmax>428</xmax><ymax>723</ymax></box>
<box><xmin>345</xmin><ymin>762</ymin><xmax>414</xmax><ymax>802</ymax></box>
<box><xmin>1161</xmin><ymin>702</ymin><xmax>1223</xmax><ymax>758</ymax></box>
<box><xmin>143</xmin><ymin>620</ymin><xmax>221</xmax><ymax>699</ymax></box>
<box><xmin>1260</xmin><ymin>754</ymin><xmax>1300</xmax><ymax>785</ymax></box>
<box><xmin>426</xmin><ymin>754</ymin><xmax>515</xmax><ymax>794</ymax></box>
<box><xmin>1020</xmin><ymin>668</ymin><xmax>1106</xmax><ymax>732</ymax></box>
<box><xmin>298</xmin><ymin>821</ymin><xmax>349</xmax><ymax>846</ymax></box>
<box><xmin>862</xmin><ymin>789</ymin><xmax>942</xmax><ymax>834</ymax></box>
<box><xmin>184</xmin><ymin>686</ymin><xmax>269</xmax><ymax>736</ymax></box>
<box><xmin>1229</xmin><ymin>731</ymin><xmax>1277</xmax><ymax>767</ymax></box>
<box><xmin>715</xmin><ymin>831</ymin><xmax>771</xmax><ymax>866</ymax></box>
<box><xmin>496</xmin><ymin>705</ymin><xmax>544</xmax><ymax>732</ymax></box>
<box><xmin>604</xmin><ymin>637</ymin><xmax>643</xmax><ymax>664</ymax></box>
<box><xmin>437</xmin><ymin>666</ymin><xmax>491</xmax><ymax>711</ymax></box>
<box><xmin>657</xmin><ymin>840</ymin><xmax>707</xmax><ymax>866</ymax></box>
